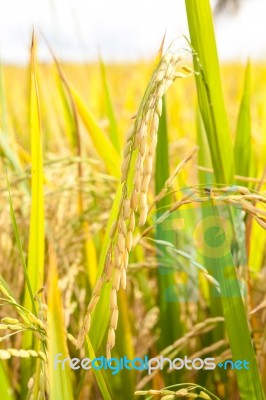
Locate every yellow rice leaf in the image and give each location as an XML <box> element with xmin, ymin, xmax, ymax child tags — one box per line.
<box><xmin>24</xmin><ymin>33</ymin><xmax>45</xmax><ymax>312</ymax></box>
<box><xmin>70</xmin><ymin>85</ymin><xmax>121</xmax><ymax>177</ymax></box>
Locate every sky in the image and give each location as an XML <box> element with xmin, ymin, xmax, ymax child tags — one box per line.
<box><xmin>0</xmin><ymin>0</ymin><xmax>265</xmax><ymax>64</ymax></box>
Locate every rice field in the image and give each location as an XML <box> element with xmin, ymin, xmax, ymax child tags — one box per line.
<box><xmin>0</xmin><ymin>1</ymin><xmax>266</xmax><ymax>399</ymax></box>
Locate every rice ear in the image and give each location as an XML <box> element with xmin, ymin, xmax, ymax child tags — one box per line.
<box><xmin>77</xmin><ymin>43</ymin><xmax>188</xmax><ymax>356</ymax></box>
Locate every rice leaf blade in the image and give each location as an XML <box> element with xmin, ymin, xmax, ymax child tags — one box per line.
<box><xmin>85</xmin><ymin>337</ymin><xmax>113</xmax><ymax>400</ymax></box>
<box><xmin>6</xmin><ymin>173</ymin><xmax>36</xmax><ymax>315</ymax></box>
<box><xmin>24</xmin><ymin>33</ymin><xmax>45</xmax><ymax>312</ymax></box>
<box><xmin>0</xmin><ymin>362</ymin><xmax>14</xmax><ymax>400</ymax></box>
<box><xmin>234</xmin><ymin>61</ymin><xmax>252</xmax><ymax>184</ymax></box>
<box><xmin>47</xmin><ymin>244</ymin><xmax>74</xmax><ymax>400</ymax></box>
<box><xmin>185</xmin><ymin>0</ymin><xmax>234</xmax><ymax>183</ymax></box>
<box><xmin>155</xmin><ymin>98</ymin><xmax>183</xmax><ymax>351</ymax></box>
<box><xmin>99</xmin><ymin>58</ymin><xmax>120</xmax><ymax>151</ymax></box>
<box><xmin>205</xmin><ymin>200</ymin><xmax>264</xmax><ymax>399</ymax></box>
<box><xmin>70</xmin><ymin>85</ymin><xmax>120</xmax><ymax>177</ymax></box>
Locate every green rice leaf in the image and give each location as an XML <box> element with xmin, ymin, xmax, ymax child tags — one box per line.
<box><xmin>89</xmin><ymin>185</ymin><xmax>122</xmax><ymax>350</ymax></box>
<box><xmin>185</xmin><ymin>0</ymin><xmax>234</xmax><ymax>184</ymax></box>
<box><xmin>234</xmin><ymin>61</ymin><xmax>252</xmax><ymax>184</ymax></box>
<box><xmin>155</xmin><ymin>98</ymin><xmax>183</xmax><ymax>353</ymax></box>
<box><xmin>85</xmin><ymin>337</ymin><xmax>112</xmax><ymax>400</ymax></box>
<box><xmin>47</xmin><ymin>244</ymin><xmax>74</xmax><ymax>400</ymax></box>
<box><xmin>205</xmin><ymin>199</ymin><xmax>264</xmax><ymax>399</ymax></box>
<box><xmin>0</xmin><ymin>362</ymin><xmax>14</xmax><ymax>400</ymax></box>
<box><xmin>6</xmin><ymin>173</ymin><xmax>36</xmax><ymax>315</ymax></box>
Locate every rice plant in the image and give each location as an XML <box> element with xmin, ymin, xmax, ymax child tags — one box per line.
<box><xmin>0</xmin><ymin>1</ymin><xmax>266</xmax><ymax>399</ymax></box>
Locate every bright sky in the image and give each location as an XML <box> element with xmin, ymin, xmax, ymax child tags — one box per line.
<box><xmin>0</xmin><ymin>0</ymin><xmax>265</xmax><ymax>64</ymax></box>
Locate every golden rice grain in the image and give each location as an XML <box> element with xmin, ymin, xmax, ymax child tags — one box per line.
<box><xmin>125</xmin><ymin>231</ymin><xmax>132</xmax><ymax>251</ymax></box>
<box><xmin>107</xmin><ymin>327</ymin><xmax>116</xmax><ymax>349</ymax></box>
<box><xmin>113</xmin><ymin>268</ymin><xmax>121</xmax><ymax>291</ymax></box>
<box><xmin>120</xmin><ymin>269</ymin><xmax>127</xmax><ymax>290</ymax></box>
<box><xmin>110</xmin><ymin>307</ymin><xmax>119</xmax><ymax>330</ymax></box>
<box><xmin>123</xmin><ymin>199</ymin><xmax>131</xmax><ymax>220</ymax></box>
<box><xmin>110</xmin><ymin>289</ymin><xmax>117</xmax><ymax>309</ymax></box>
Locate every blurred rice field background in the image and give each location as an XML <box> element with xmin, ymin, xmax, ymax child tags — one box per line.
<box><xmin>0</xmin><ymin>1</ymin><xmax>266</xmax><ymax>399</ymax></box>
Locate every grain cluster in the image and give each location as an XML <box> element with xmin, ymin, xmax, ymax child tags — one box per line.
<box><xmin>77</xmin><ymin>44</ymin><xmax>189</xmax><ymax>357</ymax></box>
